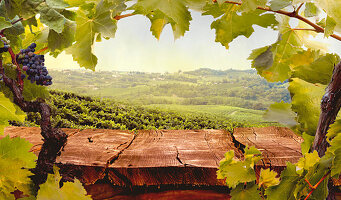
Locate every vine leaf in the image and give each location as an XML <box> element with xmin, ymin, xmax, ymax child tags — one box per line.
<box><xmin>68</xmin><ymin>0</ymin><xmax>125</xmax><ymax>70</ymax></box>
<box><xmin>240</xmin><ymin>0</ymin><xmax>266</xmax><ymax>12</ymax></box>
<box><xmin>48</xmin><ymin>20</ymin><xmax>76</xmax><ymax>52</ymax></box>
<box><xmin>211</xmin><ymin>9</ymin><xmax>277</xmax><ymax>49</ymax></box>
<box><xmin>326</xmin><ymin>133</ymin><xmax>341</xmax><ymax>177</ymax></box>
<box><xmin>288</xmin><ymin>78</ymin><xmax>326</xmax><ymax>136</ymax></box>
<box><xmin>249</xmin><ymin>17</ymin><xmax>303</xmax><ymax>82</ymax></box>
<box><xmin>304</xmin><ymin>2</ymin><xmax>319</xmax><ymax>17</ymax></box>
<box><xmin>230</xmin><ymin>182</ymin><xmax>262</xmax><ymax>200</ymax></box>
<box><xmin>263</xmin><ymin>102</ymin><xmax>297</xmax><ymax>127</ymax></box>
<box><xmin>186</xmin><ymin>0</ymin><xmax>207</xmax><ymax>11</ymax></box>
<box><xmin>325</xmin><ymin>16</ymin><xmax>336</xmax><ymax>37</ymax></box>
<box><xmin>46</xmin><ymin>0</ymin><xmax>69</xmax><ymax>9</ymax></box>
<box><xmin>0</xmin><ymin>94</ymin><xmax>26</xmax><ymax>134</ymax></box>
<box><xmin>296</xmin><ymin>151</ymin><xmax>320</xmax><ymax>174</ymax></box>
<box><xmin>317</xmin><ymin>0</ymin><xmax>341</xmax><ymax>33</ymax></box>
<box><xmin>36</xmin><ymin>166</ymin><xmax>91</xmax><ymax>200</ymax></box>
<box><xmin>326</xmin><ymin>119</ymin><xmax>341</xmax><ymax>139</ymax></box>
<box><xmin>269</xmin><ymin>0</ymin><xmax>292</xmax><ymax>11</ymax></box>
<box><xmin>301</xmin><ymin>132</ymin><xmax>314</xmax><ymax>154</ymax></box>
<box><xmin>265</xmin><ymin>162</ymin><xmax>299</xmax><ymax>200</ymax></box>
<box><xmin>290</xmin><ymin>50</ymin><xmax>339</xmax><ymax>85</ymax></box>
<box><xmin>259</xmin><ymin>168</ymin><xmax>280</xmax><ymax>188</ymax></box>
<box><xmin>217</xmin><ymin>147</ymin><xmax>261</xmax><ymax>188</ymax></box>
<box><xmin>0</xmin><ymin>136</ymin><xmax>36</xmax><ymax>199</ymax></box>
<box><xmin>131</xmin><ymin>0</ymin><xmax>192</xmax><ymax>39</ymax></box>
<box><xmin>38</xmin><ymin>3</ymin><xmax>67</xmax><ymax>33</ymax></box>
<box><xmin>0</xmin><ymin>17</ymin><xmax>12</xmax><ymax>30</ymax></box>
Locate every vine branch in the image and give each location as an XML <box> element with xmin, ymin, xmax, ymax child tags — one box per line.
<box><xmin>212</xmin><ymin>0</ymin><xmax>341</xmax><ymax>42</ymax></box>
<box><xmin>0</xmin><ymin>57</ymin><xmax>68</xmax><ymax>190</ymax></box>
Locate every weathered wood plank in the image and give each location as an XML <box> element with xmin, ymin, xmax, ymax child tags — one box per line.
<box><xmin>1</xmin><ymin>127</ymin><xmax>79</xmax><ymax>156</ymax></box>
<box><xmin>233</xmin><ymin>126</ymin><xmax>303</xmax><ymax>168</ymax></box>
<box><xmin>56</xmin><ymin>129</ymin><xmax>134</xmax><ymax>166</ymax></box>
<box><xmin>56</xmin><ymin>129</ymin><xmax>135</xmax><ymax>184</ymax></box>
<box><xmin>107</xmin><ymin>129</ymin><xmax>241</xmax><ymax>186</ymax></box>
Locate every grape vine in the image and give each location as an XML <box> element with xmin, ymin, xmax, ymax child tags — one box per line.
<box><xmin>0</xmin><ymin>0</ymin><xmax>340</xmax><ymax>199</ymax></box>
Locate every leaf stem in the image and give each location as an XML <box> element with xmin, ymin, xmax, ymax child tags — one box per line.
<box><xmin>36</xmin><ymin>46</ymin><xmax>48</xmax><ymax>54</ymax></box>
<box><xmin>114</xmin><ymin>13</ymin><xmax>135</xmax><ymax>20</ymax></box>
<box><xmin>11</xmin><ymin>17</ymin><xmax>23</xmax><ymax>25</ymax></box>
<box><xmin>304</xmin><ymin>171</ymin><xmax>331</xmax><ymax>200</ymax></box>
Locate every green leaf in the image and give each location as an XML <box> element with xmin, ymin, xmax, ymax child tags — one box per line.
<box><xmin>259</xmin><ymin>168</ymin><xmax>279</xmax><ymax>188</ymax></box>
<box><xmin>250</xmin><ymin>17</ymin><xmax>304</xmax><ymax>82</ymax></box>
<box><xmin>296</xmin><ymin>151</ymin><xmax>320</xmax><ymax>174</ymax></box>
<box><xmin>186</xmin><ymin>0</ymin><xmax>207</xmax><ymax>11</ymax></box>
<box><xmin>304</xmin><ymin>2</ymin><xmax>319</xmax><ymax>17</ymax></box>
<box><xmin>0</xmin><ymin>93</ymin><xmax>26</xmax><ymax>134</ymax></box>
<box><xmin>263</xmin><ymin>102</ymin><xmax>297</xmax><ymax>127</ymax></box>
<box><xmin>131</xmin><ymin>0</ymin><xmax>192</xmax><ymax>39</ymax></box>
<box><xmin>0</xmin><ymin>136</ymin><xmax>36</xmax><ymax>199</ymax></box>
<box><xmin>288</xmin><ymin>78</ymin><xmax>326</xmax><ymax>136</ymax></box>
<box><xmin>37</xmin><ymin>166</ymin><xmax>91</xmax><ymax>200</ymax></box>
<box><xmin>244</xmin><ymin>146</ymin><xmax>261</xmax><ymax>156</ymax></box>
<box><xmin>217</xmin><ymin>148</ymin><xmax>261</xmax><ymax>188</ymax></box>
<box><xmin>327</xmin><ymin>133</ymin><xmax>341</xmax><ymax>176</ymax></box>
<box><xmin>68</xmin><ymin>0</ymin><xmax>125</xmax><ymax>70</ymax></box>
<box><xmin>48</xmin><ymin>20</ymin><xmax>75</xmax><ymax>52</ymax></box>
<box><xmin>38</xmin><ymin>4</ymin><xmax>67</xmax><ymax>33</ymax></box>
<box><xmin>0</xmin><ymin>17</ymin><xmax>12</xmax><ymax>30</ymax></box>
<box><xmin>46</xmin><ymin>0</ymin><xmax>69</xmax><ymax>9</ymax></box>
<box><xmin>22</xmin><ymin>79</ymin><xmax>50</xmax><ymax>101</ymax></box>
<box><xmin>265</xmin><ymin>162</ymin><xmax>299</xmax><ymax>200</ymax></box>
<box><xmin>211</xmin><ymin>9</ymin><xmax>277</xmax><ymax>49</ymax></box>
<box><xmin>4</xmin><ymin>0</ymin><xmax>25</xmax><ymax>19</ymax></box>
<box><xmin>304</xmin><ymin>154</ymin><xmax>332</xmax><ymax>200</ymax></box>
<box><xmin>325</xmin><ymin>16</ymin><xmax>336</xmax><ymax>37</ymax></box>
<box><xmin>270</xmin><ymin>0</ymin><xmax>292</xmax><ymax>11</ymax></box>
<box><xmin>147</xmin><ymin>10</ymin><xmax>169</xmax><ymax>39</ymax></box>
<box><xmin>301</xmin><ymin>132</ymin><xmax>314</xmax><ymax>154</ymax></box>
<box><xmin>231</xmin><ymin>182</ymin><xmax>262</xmax><ymax>200</ymax></box>
<box><xmin>331</xmin><ymin>148</ymin><xmax>341</xmax><ymax>177</ymax></box>
<box><xmin>240</xmin><ymin>0</ymin><xmax>267</xmax><ymax>12</ymax></box>
<box><xmin>202</xmin><ymin>2</ymin><xmax>231</xmax><ymax>18</ymax></box>
<box><xmin>327</xmin><ymin>119</ymin><xmax>341</xmax><ymax>139</ymax></box>
<box><xmin>290</xmin><ymin>50</ymin><xmax>340</xmax><ymax>85</ymax></box>
<box><xmin>21</xmin><ymin>0</ymin><xmax>44</xmax><ymax>19</ymax></box>
<box><xmin>317</xmin><ymin>0</ymin><xmax>341</xmax><ymax>33</ymax></box>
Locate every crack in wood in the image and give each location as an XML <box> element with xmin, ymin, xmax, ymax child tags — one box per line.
<box><xmin>204</xmin><ymin>131</ymin><xmax>219</xmax><ymax>167</ymax></box>
<box><xmin>106</xmin><ymin>134</ymin><xmax>137</xmax><ymax>166</ymax></box>
<box><xmin>174</xmin><ymin>146</ymin><xmax>184</xmax><ymax>165</ymax></box>
<box><xmin>251</xmin><ymin>128</ymin><xmax>257</xmax><ymax>141</ymax></box>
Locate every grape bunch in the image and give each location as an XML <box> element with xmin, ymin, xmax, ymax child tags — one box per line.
<box><xmin>17</xmin><ymin>43</ymin><xmax>52</xmax><ymax>86</ymax></box>
<box><xmin>0</xmin><ymin>36</ymin><xmax>10</xmax><ymax>53</ymax></box>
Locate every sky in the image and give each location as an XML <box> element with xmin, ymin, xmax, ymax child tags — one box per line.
<box><xmin>46</xmin><ymin>10</ymin><xmax>341</xmax><ymax>73</ymax></box>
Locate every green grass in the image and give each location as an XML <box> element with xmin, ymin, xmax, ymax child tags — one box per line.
<box><xmin>144</xmin><ymin>104</ymin><xmax>277</xmax><ymax>124</ymax></box>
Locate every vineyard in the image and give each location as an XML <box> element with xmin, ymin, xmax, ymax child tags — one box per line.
<box><xmin>0</xmin><ymin>0</ymin><xmax>341</xmax><ymax>199</ymax></box>
<box><xmin>14</xmin><ymin>90</ymin><xmax>271</xmax><ymax>131</ymax></box>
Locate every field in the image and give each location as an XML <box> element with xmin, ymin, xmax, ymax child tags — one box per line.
<box><xmin>144</xmin><ymin>104</ymin><xmax>274</xmax><ymax>124</ymax></box>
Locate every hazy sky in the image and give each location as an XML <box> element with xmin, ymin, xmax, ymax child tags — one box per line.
<box><xmin>46</xmin><ymin>10</ymin><xmax>341</xmax><ymax>73</ymax></box>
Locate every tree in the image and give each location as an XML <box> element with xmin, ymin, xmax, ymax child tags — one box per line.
<box><xmin>0</xmin><ymin>0</ymin><xmax>340</xmax><ymax>199</ymax></box>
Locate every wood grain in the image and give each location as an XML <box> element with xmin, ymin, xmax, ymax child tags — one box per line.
<box><xmin>233</xmin><ymin>126</ymin><xmax>303</xmax><ymax>168</ymax></box>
